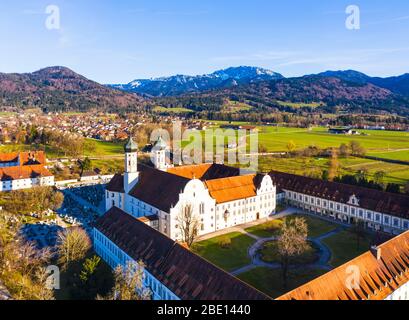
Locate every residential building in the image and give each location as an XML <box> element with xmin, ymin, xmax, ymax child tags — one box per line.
<box><xmin>271</xmin><ymin>171</ymin><xmax>409</xmax><ymax>235</ymax></box>
<box><xmin>0</xmin><ymin>151</ymin><xmax>54</xmax><ymax>192</ymax></box>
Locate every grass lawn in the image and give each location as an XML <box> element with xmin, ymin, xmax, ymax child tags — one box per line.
<box><xmin>238</xmin><ymin>267</ymin><xmax>327</xmax><ymax>299</ymax></box>
<box><xmin>245</xmin><ymin>215</ymin><xmax>337</xmax><ymax>239</ymax></box>
<box><xmin>153</xmin><ymin>106</ymin><xmax>194</xmax><ymax>114</ymax></box>
<box><xmin>292</xmin><ymin>215</ymin><xmax>338</xmax><ymax>238</ymax></box>
<box><xmin>322</xmin><ymin>230</ymin><xmax>372</xmax><ymax>268</ymax></box>
<box><xmin>91</xmin><ymin>158</ymin><xmax>124</xmax><ymax>174</ymax></box>
<box><xmin>367</xmin><ymin>150</ymin><xmax>409</xmax><ymax>162</ymax></box>
<box><xmin>276</xmin><ymin>101</ymin><xmax>324</xmax><ymax>109</ymax></box>
<box><xmin>192</xmin><ymin>232</ymin><xmax>256</xmax><ymax>272</ymax></box>
<box><xmin>83</xmin><ymin>139</ymin><xmax>124</xmax><ymax>157</ymax></box>
<box><xmin>0</xmin><ymin>139</ymin><xmax>124</xmax><ymax>159</ymax></box>
<box><xmin>259</xmin><ymin>241</ymin><xmax>319</xmax><ymax>265</ymax></box>
<box><xmin>257</xmin><ymin>126</ymin><xmax>409</xmax><ymax>153</ymax></box>
<box><xmin>256</xmin><ymin>155</ymin><xmax>409</xmax><ymax>186</ymax></box>
<box><xmin>222</xmin><ymin>100</ymin><xmax>253</xmax><ymax>113</ymax></box>
<box><xmin>244</xmin><ymin>219</ymin><xmax>283</xmax><ymax>238</ymax></box>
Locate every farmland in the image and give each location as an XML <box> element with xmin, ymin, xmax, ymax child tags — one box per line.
<box><xmin>255</xmin><ymin>126</ymin><xmax>409</xmax><ymax>154</ymax></box>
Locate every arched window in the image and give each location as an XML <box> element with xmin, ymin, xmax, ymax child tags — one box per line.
<box><xmin>199</xmin><ymin>203</ymin><xmax>205</xmax><ymax>214</ymax></box>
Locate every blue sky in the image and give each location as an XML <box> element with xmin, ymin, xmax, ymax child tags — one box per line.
<box><xmin>0</xmin><ymin>0</ymin><xmax>409</xmax><ymax>83</ymax></box>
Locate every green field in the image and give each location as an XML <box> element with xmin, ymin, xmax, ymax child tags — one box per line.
<box><xmin>276</xmin><ymin>101</ymin><xmax>324</xmax><ymax>109</ymax></box>
<box><xmin>256</xmin><ymin>126</ymin><xmax>409</xmax><ymax>153</ymax></box>
<box><xmin>0</xmin><ymin>111</ymin><xmax>17</xmax><ymax>116</ymax></box>
<box><xmin>197</xmin><ymin>124</ymin><xmax>408</xmax><ymax>156</ymax></box>
<box><xmin>257</xmin><ymin>155</ymin><xmax>409</xmax><ymax>186</ymax></box>
<box><xmin>222</xmin><ymin>100</ymin><xmax>253</xmax><ymax>113</ymax></box>
<box><xmin>83</xmin><ymin>139</ymin><xmax>124</xmax><ymax>157</ymax></box>
<box><xmin>153</xmin><ymin>106</ymin><xmax>194</xmax><ymax>114</ymax></box>
<box><xmin>367</xmin><ymin>150</ymin><xmax>409</xmax><ymax>162</ymax></box>
<box><xmin>0</xmin><ymin>139</ymin><xmax>124</xmax><ymax>159</ymax></box>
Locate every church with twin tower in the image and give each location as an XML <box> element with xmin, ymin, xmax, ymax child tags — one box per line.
<box><xmin>105</xmin><ymin>136</ymin><xmax>277</xmax><ymax>241</ymax></box>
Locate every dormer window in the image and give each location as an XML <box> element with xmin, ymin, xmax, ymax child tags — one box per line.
<box><xmin>349</xmin><ymin>195</ymin><xmax>360</xmax><ymax>206</ymax></box>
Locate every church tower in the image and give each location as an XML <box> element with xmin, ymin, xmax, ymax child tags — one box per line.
<box><xmin>152</xmin><ymin>136</ymin><xmax>168</xmax><ymax>171</ymax></box>
<box><xmin>124</xmin><ymin>137</ymin><xmax>139</xmax><ymax>194</ymax></box>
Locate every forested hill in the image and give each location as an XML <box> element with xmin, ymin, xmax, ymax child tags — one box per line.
<box><xmin>0</xmin><ymin>66</ymin><xmax>145</xmax><ymax>112</ymax></box>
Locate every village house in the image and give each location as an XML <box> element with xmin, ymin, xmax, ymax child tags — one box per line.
<box><xmin>0</xmin><ymin>151</ymin><xmax>54</xmax><ymax>192</ymax></box>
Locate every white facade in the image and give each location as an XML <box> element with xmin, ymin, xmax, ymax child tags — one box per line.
<box><xmin>124</xmin><ymin>150</ymin><xmax>139</xmax><ymax>194</ymax></box>
<box><xmin>385</xmin><ymin>281</ymin><xmax>409</xmax><ymax>300</ymax></box>
<box><xmin>105</xmin><ymin>145</ymin><xmax>277</xmax><ymax>242</ymax></box>
<box><xmin>93</xmin><ymin>228</ymin><xmax>179</xmax><ymax>300</ymax></box>
<box><xmin>0</xmin><ymin>175</ymin><xmax>54</xmax><ymax>192</ymax></box>
<box><xmin>282</xmin><ymin>189</ymin><xmax>409</xmax><ymax>235</ymax></box>
<box><xmin>107</xmin><ymin>174</ymin><xmax>276</xmax><ymax>241</ymax></box>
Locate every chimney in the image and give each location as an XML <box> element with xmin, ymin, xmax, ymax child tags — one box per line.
<box><xmin>371</xmin><ymin>245</ymin><xmax>382</xmax><ymax>260</ymax></box>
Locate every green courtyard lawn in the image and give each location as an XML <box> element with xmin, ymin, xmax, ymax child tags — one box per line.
<box><xmin>238</xmin><ymin>267</ymin><xmax>327</xmax><ymax>299</ymax></box>
<box><xmin>245</xmin><ymin>215</ymin><xmax>338</xmax><ymax>239</ymax></box>
<box><xmin>322</xmin><ymin>230</ymin><xmax>373</xmax><ymax>268</ymax></box>
<box><xmin>192</xmin><ymin>232</ymin><xmax>256</xmax><ymax>272</ymax></box>
<box><xmin>292</xmin><ymin>215</ymin><xmax>338</xmax><ymax>238</ymax></box>
<box><xmin>259</xmin><ymin>241</ymin><xmax>319</xmax><ymax>265</ymax></box>
<box><xmin>244</xmin><ymin>219</ymin><xmax>283</xmax><ymax>238</ymax></box>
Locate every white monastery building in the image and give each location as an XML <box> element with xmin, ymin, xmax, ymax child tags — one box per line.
<box><xmin>94</xmin><ymin>137</ymin><xmax>409</xmax><ymax>300</ymax></box>
<box><xmin>105</xmin><ymin>137</ymin><xmax>276</xmax><ymax>241</ymax></box>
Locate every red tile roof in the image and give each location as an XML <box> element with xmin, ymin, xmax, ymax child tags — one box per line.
<box><xmin>0</xmin><ymin>164</ymin><xmax>53</xmax><ymax>181</ymax></box>
<box><xmin>277</xmin><ymin>230</ymin><xmax>409</xmax><ymax>300</ymax></box>
<box><xmin>168</xmin><ymin>163</ymin><xmax>241</xmax><ymax>180</ymax></box>
<box><xmin>205</xmin><ymin>174</ymin><xmax>264</xmax><ymax>204</ymax></box>
<box><xmin>0</xmin><ymin>151</ymin><xmax>46</xmax><ymax>166</ymax></box>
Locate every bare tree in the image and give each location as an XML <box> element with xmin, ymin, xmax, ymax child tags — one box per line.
<box><xmin>57</xmin><ymin>227</ymin><xmax>91</xmax><ymax>269</ymax></box>
<box><xmin>349</xmin><ymin>141</ymin><xmax>366</xmax><ymax>156</ymax></box>
<box><xmin>99</xmin><ymin>261</ymin><xmax>151</xmax><ymax>300</ymax></box>
<box><xmin>328</xmin><ymin>148</ymin><xmax>340</xmax><ymax>181</ymax></box>
<box><xmin>277</xmin><ymin>217</ymin><xmax>310</xmax><ymax>289</ymax></box>
<box><xmin>352</xmin><ymin>220</ymin><xmax>366</xmax><ymax>251</ymax></box>
<box><xmin>0</xmin><ymin>235</ymin><xmax>54</xmax><ymax>300</ymax></box>
<box><xmin>177</xmin><ymin>204</ymin><xmax>200</xmax><ymax>247</ymax></box>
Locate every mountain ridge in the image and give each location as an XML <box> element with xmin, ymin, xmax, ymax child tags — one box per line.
<box><xmin>1</xmin><ymin>66</ymin><xmax>408</xmax><ymax>116</ymax></box>
<box><xmin>108</xmin><ymin>66</ymin><xmax>284</xmax><ymax>97</ymax></box>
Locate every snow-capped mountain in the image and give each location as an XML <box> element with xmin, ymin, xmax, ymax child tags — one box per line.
<box><xmin>108</xmin><ymin>66</ymin><xmax>284</xmax><ymax>96</ymax></box>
